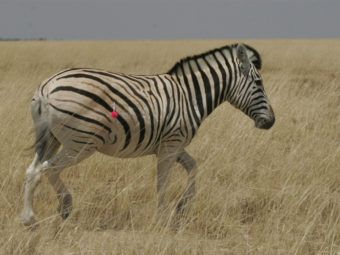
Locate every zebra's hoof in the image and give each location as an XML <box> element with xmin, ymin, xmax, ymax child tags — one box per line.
<box><xmin>21</xmin><ymin>211</ymin><xmax>36</xmax><ymax>226</ymax></box>
<box><xmin>61</xmin><ymin>211</ymin><xmax>70</xmax><ymax>219</ymax></box>
<box><xmin>58</xmin><ymin>204</ymin><xmax>72</xmax><ymax>219</ymax></box>
<box><xmin>58</xmin><ymin>193</ymin><xmax>73</xmax><ymax>219</ymax></box>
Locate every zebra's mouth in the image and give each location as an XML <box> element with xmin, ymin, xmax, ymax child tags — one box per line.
<box><xmin>255</xmin><ymin>116</ymin><xmax>275</xmax><ymax>130</ymax></box>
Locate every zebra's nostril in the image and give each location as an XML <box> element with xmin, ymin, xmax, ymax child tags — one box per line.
<box><xmin>263</xmin><ymin>119</ymin><xmax>274</xmax><ymax>129</ymax></box>
<box><xmin>255</xmin><ymin>116</ymin><xmax>275</xmax><ymax>129</ymax></box>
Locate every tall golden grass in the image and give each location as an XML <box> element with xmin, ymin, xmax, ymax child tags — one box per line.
<box><xmin>0</xmin><ymin>40</ymin><xmax>339</xmax><ymax>254</ymax></box>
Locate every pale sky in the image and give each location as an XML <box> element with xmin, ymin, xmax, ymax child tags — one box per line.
<box><xmin>0</xmin><ymin>0</ymin><xmax>339</xmax><ymax>39</ymax></box>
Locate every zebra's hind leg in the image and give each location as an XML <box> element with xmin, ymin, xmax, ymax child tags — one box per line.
<box><xmin>37</xmin><ymin>128</ymin><xmax>70</xmax><ymax>218</ymax></box>
<box><xmin>21</xmin><ymin>137</ymin><xmax>61</xmax><ymax>226</ymax></box>
<box><xmin>46</xmin><ymin>171</ymin><xmax>72</xmax><ymax>219</ymax></box>
<box><xmin>22</xmin><ymin>154</ymin><xmax>42</xmax><ymax>226</ymax></box>
<box><xmin>42</xmin><ymin>147</ymin><xmax>95</xmax><ymax>220</ymax></box>
<box><xmin>21</xmin><ymin>147</ymin><xmax>95</xmax><ymax>226</ymax></box>
<box><xmin>175</xmin><ymin>150</ymin><xmax>197</xmax><ymax>216</ymax></box>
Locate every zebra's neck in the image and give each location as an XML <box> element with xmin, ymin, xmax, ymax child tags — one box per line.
<box><xmin>169</xmin><ymin>45</ymin><xmax>237</xmax><ymax>122</ymax></box>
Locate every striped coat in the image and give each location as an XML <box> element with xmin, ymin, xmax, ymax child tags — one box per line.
<box><xmin>22</xmin><ymin>43</ymin><xmax>275</xmax><ymax>226</ymax></box>
<box><xmin>37</xmin><ymin>69</ymin><xmax>188</xmax><ymax>158</ymax></box>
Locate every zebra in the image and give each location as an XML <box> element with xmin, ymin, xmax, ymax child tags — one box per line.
<box><xmin>21</xmin><ymin>43</ymin><xmax>275</xmax><ymax>226</ymax></box>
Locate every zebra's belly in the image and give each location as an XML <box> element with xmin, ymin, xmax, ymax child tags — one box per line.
<box><xmin>96</xmin><ymin>143</ymin><xmax>156</xmax><ymax>158</ymax></box>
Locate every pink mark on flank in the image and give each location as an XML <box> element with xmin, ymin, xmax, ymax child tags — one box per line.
<box><xmin>111</xmin><ymin>111</ymin><xmax>119</xmax><ymax>119</ymax></box>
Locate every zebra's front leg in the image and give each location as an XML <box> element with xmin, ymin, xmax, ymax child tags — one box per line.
<box><xmin>175</xmin><ymin>150</ymin><xmax>197</xmax><ymax>216</ymax></box>
<box><xmin>156</xmin><ymin>152</ymin><xmax>177</xmax><ymax>215</ymax></box>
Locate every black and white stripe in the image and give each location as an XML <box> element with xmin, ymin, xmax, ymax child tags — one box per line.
<box><xmin>35</xmin><ymin>44</ymin><xmax>273</xmax><ymax>158</ymax></box>
<box><xmin>22</xmin><ymin>43</ymin><xmax>275</xmax><ymax>226</ymax></box>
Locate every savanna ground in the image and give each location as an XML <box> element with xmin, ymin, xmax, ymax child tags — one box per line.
<box><xmin>0</xmin><ymin>40</ymin><xmax>339</xmax><ymax>254</ymax></box>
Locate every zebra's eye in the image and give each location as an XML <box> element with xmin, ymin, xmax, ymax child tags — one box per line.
<box><xmin>255</xmin><ymin>79</ymin><xmax>263</xmax><ymax>86</ymax></box>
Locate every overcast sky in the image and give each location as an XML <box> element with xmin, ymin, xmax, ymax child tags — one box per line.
<box><xmin>0</xmin><ymin>0</ymin><xmax>339</xmax><ymax>39</ymax></box>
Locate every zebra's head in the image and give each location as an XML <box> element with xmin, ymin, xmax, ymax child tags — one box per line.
<box><xmin>229</xmin><ymin>44</ymin><xmax>275</xmax><ymax>130</ymax></box>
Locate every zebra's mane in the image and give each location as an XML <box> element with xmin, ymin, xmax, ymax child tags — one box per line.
<box><xmin>167</xmin><ymin>43</ymin><xmax>262</xmax><ymax>74</ymax></box>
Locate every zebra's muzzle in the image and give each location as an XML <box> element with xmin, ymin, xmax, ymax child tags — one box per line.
<box><xmin>255</xmin><ymin>115</ymin><xmax>275</xmax><ymax>129</ymax></box>
<box><xmin>254</xmin><ymin>105</ymin><xmax>275</xmax><ymax>130</ymax></box>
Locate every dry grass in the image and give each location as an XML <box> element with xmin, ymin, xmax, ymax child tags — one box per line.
<box><xmin>0</xmin><ymin>40</ymin><xmax>339</xmax><ymax>254</ymax></box>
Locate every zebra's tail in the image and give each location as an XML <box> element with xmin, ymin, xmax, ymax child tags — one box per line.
<box><xmin>31</xmin><ymin>92</ymin><xmax>60</xmax><ymax>163</ymax></box>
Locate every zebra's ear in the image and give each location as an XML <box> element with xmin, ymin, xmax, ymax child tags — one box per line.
<box><xmin>236</xmin><ymin>44</ymin><xmax>251</xmax><ymax>76</ymax></box>
<box><xmin>244</xmin><ymin>44</ymin><xmax>262</xmax><ymax>70</ymax></box>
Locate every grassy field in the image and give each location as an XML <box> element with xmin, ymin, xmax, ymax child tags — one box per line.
<box><xmin>0</xmin><ymin>40</ymin><xmax>339</xmax><ymax>254</ymax></box>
